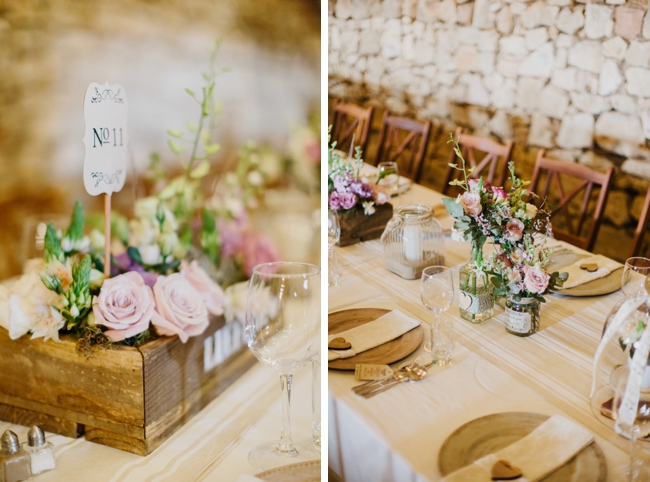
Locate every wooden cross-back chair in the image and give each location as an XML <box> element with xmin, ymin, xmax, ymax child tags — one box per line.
<box><xmin>630</xmin><ymin>184</ymin><xmax>650</xmax><ymax>258</ymax></box>
<box><xmin>530</xmin><ymin>149</ymin><xmax>614</xmax><ymax>252</ymax></box>
<box><xmin>374</xmin><ymin>112</ymin><xmax>431</xmax><ymax>182</ymax></box>
<box><xmin>443</xmin><ymin>127</ymin><xmax>514</xmax><ymax>196</ymax></box>
<box><xmin>330</xmin><ymin>100</ymin><xmax>374</xmax><ymax>156</ymax></box>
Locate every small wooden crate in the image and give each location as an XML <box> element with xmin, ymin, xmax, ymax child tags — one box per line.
<box><xmin>338</xmin><ymin>203</ymin><xmax>393</xmax><ymax>247</ymax></box>
<box><xmin>0</xmin><ymin>316</ymin><xmax>256</xmax><ymax>455</ymax></box>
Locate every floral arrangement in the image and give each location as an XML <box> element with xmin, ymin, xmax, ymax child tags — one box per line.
<box><xmin>443</xmin><ymin>133</ymin><xmax>568</xmax><ymax>302</ymax></box>
<box><xmin>328</xmin><ymin>128</ymin><xmax>389</xmax><ymax>216</ymax></box>
<box><xmin>0</xmin><ymin>40</ymin><xmax>281</xmax><ymax>353</ymax></box>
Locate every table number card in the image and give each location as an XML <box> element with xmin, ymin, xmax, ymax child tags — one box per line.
<box><xmin>82</xmin><ymin>82</ymin><xmax>128</xmax><ymax>196</ymax></box>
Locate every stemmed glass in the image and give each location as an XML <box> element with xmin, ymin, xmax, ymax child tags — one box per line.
<box><xmin>328</xmin><ymin>209</ymin><xmax>341</xmax><ymax>286</ymax></box>
<box><xmin>613</xmin><ymin>374</ymin><xmax>650</xmax><ymax>480</ymax></box>
<box><xmin>245</xmin><ymin>262</ymin><xmax>321</xmax><ymax>470</ymax></box>
<box><xmin>420</xmin><ymin>266</ymin><xmax>455</xmax><ymax>365</ymax></box>
<box><xmin>622</xmin><ymin>258</ymin><xmax>650</xmax><ymax>297</ymax></box>
<box><xmin>377</xmin><ymin>161</ymin><xmax>400</xmax><ymax>198</ymax></box>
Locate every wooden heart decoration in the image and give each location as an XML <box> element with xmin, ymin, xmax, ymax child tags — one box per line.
<box><xmin>328</xmin><ymin>337</ymin><xmax>352</xmax><ymax>350</ymax></box>
<box><xmin>580</xmin><ymin>263</ymin><xmax>599</xmax><ymax>272</ymax></box>
<box><xmin>491</xmin><ymin>459</ymin><xmax>523</xmax><ymax>480</ymax></box>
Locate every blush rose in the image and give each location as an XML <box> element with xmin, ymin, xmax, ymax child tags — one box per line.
<box><xmin>523</xmin><ymin>265</ymin><xmax>550</xmax><ymax>294</ymax></box>
<box><xmin>180</xmin><ymin>261</ymin><xmax>227</xmax><ymax>316</ymax></box>
<box><xmin>93</xmin><ymin>272</ymin><xmax>155</xmax><ymax>342</ymax></box>
<box><xmin>505</xmin><ymin>219</ymin><xmax>525</xmax><ymax>242</ymax></box>
<box><xmin>460</xmin><ymin>192</ymin><xmax>482</xmax><ymax>216</ymax></box>
<box><xmin>151</xmin><ymin>273</ymin><xmax>209</xmax><ymax>343</ymax></box>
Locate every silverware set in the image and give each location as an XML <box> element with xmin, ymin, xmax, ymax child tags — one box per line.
<box><xmin>352</xmin><ymin>357</ymin><xmax>433</xmax><ymax>399</ymax></box>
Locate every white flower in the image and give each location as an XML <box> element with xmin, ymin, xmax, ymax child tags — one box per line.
<box><xmin>74</xmin><ymin>236</ymin><xmax>90</xmax><ymax>252</ymax></box>
<box><xmin>134</xmin><ymin>197</ymin><xmax>159</xmax><ymax>219</ymax></box>
<box><xmin>159</xmin><ymin>232</ymin><xmax>179</xmax><ymax>256</ymax></box>
<box><xmin>362</xmin><ymin>201</ymin><xmax>376</xmax><ymax>215</ymax></box>
<box><xmin>525</xmin><ymin>203</ymin><xmax>538</xmax><ymax>219</ymax></box>
<box><xmin>0</xmin><ymin>272</ymin><xmax>64</xmax><ymax>342</ymax></box>
<box><xmin>225</xmin><ymin>197</ymin><xmax>245</xmax><ymax>218</ymax></box>
<box><xmin>129</xmin><ymin>218</ymin><xmax>156</xmax><ymax>246</ymax></box>
<box><xmin>61</xmin><ymin>236</ymin><xmax>74</xmax><ymax>252</ymax></box>
<box><xmin>247</xmin><ymin>170</ymin><xmax>263</xmax><ymax>187</ymax></box>
<box><xmin>451</xmin><ymin>227</ymin><xmax>464</xmax><ymax>243</ymax></box>
<box><xmin>139</xmin><ymin>244</ymin><xmax>161</xmax><ymax>265</ymax></box>
<box><xmin>90</xmin><ymin>229</ymin><xmax>106</xmax><ymax>251</ymax></box>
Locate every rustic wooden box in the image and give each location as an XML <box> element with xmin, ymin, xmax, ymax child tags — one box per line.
<box><xmin>0</xmin><ymin>316</ymin><xmax>256</xmax><ymax>455</ymax></box>
<box><xmin>338</xmin><ymin>203</ymin><xmax>393</xmax><ymax>247</ymax></box>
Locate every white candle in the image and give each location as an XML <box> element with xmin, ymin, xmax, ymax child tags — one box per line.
<box><xmin>403</xmin><ymin>224</ymin><xmax>422</xmax><ymax>262</ymax></box>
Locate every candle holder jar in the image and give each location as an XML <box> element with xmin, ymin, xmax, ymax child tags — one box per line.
<box><xmin>505</xmin><ymin>296</ymin><xmax>540</xmax><ymax>336</ymax></box>
<box><xmin>381</xmin><ymin>204</ymin><xmax>444</xmax><ymax>280</ymax></box>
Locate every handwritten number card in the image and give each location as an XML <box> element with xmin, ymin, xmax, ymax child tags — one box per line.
<box><xmin>83</xmin><ymin>82</ymin><xmax>128</xmax><ymax>196</ymax></box>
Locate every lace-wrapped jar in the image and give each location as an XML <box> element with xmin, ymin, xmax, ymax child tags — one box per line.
<box><xmin>381</xmin><ymin>205</ymin><xmax>444</xmax><ymax>280</ymax></box>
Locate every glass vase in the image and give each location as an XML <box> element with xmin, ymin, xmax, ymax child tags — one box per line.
<box><xmin>505</xmin><ymin>296</ymin><xmax>540</xmax><ymax>336</ymax></box>
<box><xmin>458</xmin><ymin>242</ymin><xmax>494</xmax><ymax>323</ymax></box>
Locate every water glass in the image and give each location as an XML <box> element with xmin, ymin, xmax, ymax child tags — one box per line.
<box><xmin>622</xmin><ymin>258</ymin><xmax>650</xmax><ymax>297</ymax></box>
<box><xmin>431</xmin><ymin>318</ymin><xmax>453</xmax><ymax>365</ymax></box>
<box><xmin>328</xmin><ymin>209</ymin><xmax>341</xmax><ymax>286</ymax></box>
<box><xmin>377</xmin><ymin>161</ymin><xmax>400</xmax><ymax>197</ymax></box>
<box><xmin>312</xmin><ymin>354</ymin><xmax>321</xmax><ymax>447</ymax></box>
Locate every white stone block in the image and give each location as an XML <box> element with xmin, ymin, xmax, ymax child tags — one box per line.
<box><xmin>497</xmin><ymin>7</ymin><xmax>514</xmax><ymax>34</ymax></box>
<box><xmin>548</xmin><ymin>0</ymin><xmax>572</xmax><ymax>6</ymax></box>
<box><xmin>525</xmin><ymin>27</ymin><xmax>550</xmax><ymax>50</ymax></box>
<box><xmin>602</xmin><ymin>36</ymin><xmax>628</xmax><ymax>60</ymax></box>
<box><xmin>499</xmin><ymin>35</ymin><xmax>529</xmax><ymax>60</ymax></box>
<box><xmin>570</xmin><ymin>92</ymin><xmax>610</xmax><ymax>114</ymax></box>
<box><xmin>456</xmin><ymin>45</ymin><xmax>479</xmax><ymax>72</ymax></box>
<box><xmin>341</xmin><ymin>30</ymin><xmax>361</xmax><ymax>57</ymax></box>
<box><xmin>478</xmin><ymin>30</ymin><xmax>501</xmax><ymax>51</ymax></box>
<box><xmin>610</xmin><ymin>94</ymin><xmax>638</xmax><ymax>115</ymax></box>
<box><xmin>522</xmin><ymin>2</ymin><xmax>560</xmax><ymax>29</ymax></box>
<box><xmin>556</xmin><ymin>33</ymin><xmax>575</xmax><ymax>48</ymax></box>
<box><xmin>625</xmin><ymin>41</ymin><xmax>650</xmax><ymax>68</ymax></box>
<box><xmin>557</xmin><ymin>114</ymin><xmax>595</xmax><ymax>148</ymax></box>
<box><xmin>458</xmin><ymin>26</ymin><xmax>480</xmax><ymax>44</ymax></box>
<box><xmin>517</xmin><ymin>42</ymin><xmax>555</xmax><ymax>78</ymax></box>
<box><xmin>489</xmin><ymin>110</ymin><xmax>514</xmax><ymax>139</ymax></box>
<box><xmin>584</xmin><ymin>4</ymin><xmax>614</xmax><ymax>40</ymax></box>
<box><xmin>437</xmin><ymin>0</ymin><xmax>458</xmax><ymax>24</ymax></box>
<box><xmin>598</xmin><ymin>59</ymin><xmax>623</xmax><ymax>96</ymax></box>
<box><xmin>510</xmin><ymin>2</ymin><xmax>528</xmax><ymax>16</ymax></box>
<box><xmin>458</xmin><ymin>3</ymin><xmax>475</xmax><ymax>25</ymax></box>
<box><xmin>516</xmin><ymin>77</ymin><xmax>545</xmax><ymax>111</ymax></box>
<box><xmin>381</xmin><ymin>19</ymin><xmax>402</xmax><ymax>58</ymax></box>
<box><xmin>595</xmin><ymin>112</ymin><xmax>645</xmax><ymax>156</ymax></box>
<box><xmin>644</xmin><ymin>11</ymin><xmax>650</xmax><ymax>40</ymax></box>
<box><xmin>551</xmin><ymin>67</ymin><xmax>576</xmax><ymax>90</ymax></box>
<box><xmin>484</xmin><ymin>71</ymin><xmax>505</xmax><ymax>91</ymax></box>
<box><xmin>402</xmin><ymin>34</ymin><xmax>415</xmax><ymax>60</ymax></box>
<box><xmin>413</xmin><ymin>21</ymin><xmax>425</xmax><ymax>38</ymax></box>
<box><xmin>473</xmin><ymin>0</ymin><xmax>493</xmax><ymax>29</ymax></box>
<box><xmin>528</xmin><ymin>113</ymin><xmax>555</xmax><ymax>148</ymax></box>
<box><xmin>497</xmin><ymin>58</ymin><xmax>520</xmax><ymax>78</ymax></box>
<box><xmin>622</xmin><ymin>159</ymin><xmax>650</xmax><ymax>179</ymax></box>
<box><xmin>491</xmin><ymin>80</ymin><xmax>517</xmax><ymax>108</ymax></box>
<box><xmin>414</xmin><ymin>39</ymin><xmax>435</xmax><ymax>65</ymax></box>
<box><xmin>626</xmin><ymin>67</ymin><xmax>650</xmax><ymax>97</ymax></box>
<box><xmin>556</xmin><ymin>7</ymin><xmax>585</xmax><ymax>35</ymax></box>
<box><xmin>555</xmin><ymin>48</ymin><xmax>568</xmax><ymax>69</ymax></box>
<box><xmin>477</xmin><ymin>51</ymin><xmax>497</xmax><ymax>74</ymax></box>
<box><xmin>539</xmin><ymin>85</ymin><xmax>570</xmax><ymax>118</ymax></box>
<box><xmin>416</xmin><ymin>0</ymin><xmax>436</xmax><ymax>22</ymax></box>
<box><xmin>360</xmin><ymin>30</ymin><xmax>381</xmax><ymax>55</ymax></box>
<box><xmin>568</xmin><ymin>40</ymin><xmax>604</xmax><ymax>73</ymax></box>
<box><xmin>437</xmin><ymin>29</ymin><xmax>459</xmax><ymax>52</ymax></box>
<box><xmin>574</xmin><ymin>70</ymin><xmax>599</xmax><ymax>94</ymax></box>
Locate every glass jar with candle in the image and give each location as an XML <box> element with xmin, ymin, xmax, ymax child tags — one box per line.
<box><xmin>381</xmin><ymin>204</ymin><xmax>444</xmax><ymax>280</ymax></box>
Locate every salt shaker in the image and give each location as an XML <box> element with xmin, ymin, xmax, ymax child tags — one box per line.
<box><xmin>22</xmin><ymin>426</ymin><xmax>55</xmax><ymax>476</ymax></box>
<box><xmin>0</xmin><ymin>430</ymin><xmax>30</xmax><ymax>482</ymax></box>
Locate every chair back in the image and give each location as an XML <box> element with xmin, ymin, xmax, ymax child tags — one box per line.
<box><xmin>330</xmin><ymin>100</ymin><xmax>374</xmax><ymax>156</ymax></box>
<box><xmin>443</xmin><ymin>127</ymin><xmax>514</xmax><ymax>195</ymax></box>
<box><xmin>630</xmin><ymin>184</ymin><xmax>650</xmax><ymax>258</ymax></box>
<box><xmin>375</xmin><ymin>112</ymin><xmax>431</xmax><ymax>182</ymax></box>
<box><xmin>530</xmin><ymin>149</ymin><xmax>613</xmax><ymax>252</ymax></box>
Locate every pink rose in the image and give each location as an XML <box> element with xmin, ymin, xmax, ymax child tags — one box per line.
<box><xmin>93</xmin><ymin>272</ymin><xmax>155</xmax><ymax>342</ymax></box>
<box><xmin>523</xmin><ymin>265</ymin><xmax>550</xmax><ymax>294</ymax></box>
<box><xmin>329</xmin><ymin>191</ymin><xmax>341</xmax><ymax>210</ymax></box>
<box><xmin>460</xmin><ymin>192</ymin><xmax>482</xmax><ymax>216</ymax></box>
<box><xmin>181</xmin><ymin>260</ymin><xmax>227</xmax><ymax>316</ymax></box>
<box><xmin>468</xmin><ymin>178</ymin><xmax>491</xmax><ymax>192</ymax></box>
<box><xmin>339</xmin><ymin>192</ymin><xmax>357</xmax><ymax>210</ymax></box>
<box><xmin>505</xmin><ymin>219</ymin><xmax>524</xmax><ymax>242</ymax></box>
<box><xmin>492</xmin><ymin>186</ymin><xmax>506</xmax><ymax>200</ymax></box>
<box><xmin>372</xmin><ymin>186</ymin><xmax>389</xmax><ymax>205</ymax></box>
<box><xmin>151</xmin><ymin>273</ymin><xmax>209</xmax><ymax>343</ymax></box>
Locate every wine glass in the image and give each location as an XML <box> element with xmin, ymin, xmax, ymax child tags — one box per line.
<box><xmin>622</xmin><ymin>258</ymin><xmax>650</xmax><ymax>297</ymax></box>
<box><xmin>420</xmin><ymin>266</ymin><xmax>455</xmax><ymax>365</ymax></box>
<box><xmin>245</xmin><ymin>262</ymin><xmax>321</xmax><ymax>469</ymax></box>
<box><xmin>377</xmin><ymin>161</ymin><xmax>400</xmax><ymax>198</ymax></box>
<box><xmin>613</xmin><ymin>373</ymin><xmax>650</xmax><ymax>480</ymax></box>
<box><xmin>328</xmin><ymin>209</ymin><xmax>341</xmax><ymax>286</ymax></box>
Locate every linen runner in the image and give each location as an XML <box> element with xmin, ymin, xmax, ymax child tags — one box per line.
<box><xmin>328</xmin><ymin>186</ymin><xmax>631</xmax><ymax>481</ymax></box>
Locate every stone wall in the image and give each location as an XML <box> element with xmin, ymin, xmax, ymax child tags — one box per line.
<box><xmin>328</xmin><ymin>0</ymin><xmax>650</xmax><ymax>260</ymax></box>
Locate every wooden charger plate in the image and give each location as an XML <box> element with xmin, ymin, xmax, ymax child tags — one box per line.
<box><xmin>438</xmin><ymin>412</ymin><xmax>606</xmax><ymax>481</ymax></box>
<box><xmin>257</xmin><ymin>460</ymin><xmax>320</xmax><ymax>482</ymax></box>
<box><xmin>328</xmin><ymin>308</ymin><xmax>423</xmax><ymax>370</ymax></box>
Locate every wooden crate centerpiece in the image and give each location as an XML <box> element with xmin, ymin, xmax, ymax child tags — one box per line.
<box><xmin>338</xmin><ymin>203</ymin><xmax>393</xmax><ymax>247</ymax></box>
<box><xmin>0</xmin><ymin>316</ymin><xmax>255</xmax><ymax>456</ymax></box>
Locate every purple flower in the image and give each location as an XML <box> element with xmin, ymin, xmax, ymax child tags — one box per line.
<box><xmin>329</xmin><ymin>191</ymin><xmax>341</xmax><ymax>210</ymax></box>
<box><xmin>339</xmin><ymin>192</ymin><xmax>358</xmax><ymax>210</ymax></box>
<box><xmin>350</xmin><ymin>180</ymin><xmax>373</xmax><ymax>198</ymax></box>
<box><xmin>333</xmin><ymin>176</ymin><xmax>348</xmax><ymax>193</ymax></box>
<box><xmin>112</xmin><ymin>252</ymin><xmax>159</xmax><ymax>288</ymax></box>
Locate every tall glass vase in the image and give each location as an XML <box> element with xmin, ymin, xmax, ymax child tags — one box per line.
<box><xmin>458</xmin><ymin>241</ymin><xmax>494</xmax><ymax>323</ymax></box>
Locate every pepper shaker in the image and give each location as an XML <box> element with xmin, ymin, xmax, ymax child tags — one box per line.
<box><xmin>0</xmin><ymin>430</ymin><xmax>30</xmax><ymax>482</ymax></box>
<box><xmin>22</xmin><ymin>426</ymin><xmax>55</xmax><ymax>475</ymax></box>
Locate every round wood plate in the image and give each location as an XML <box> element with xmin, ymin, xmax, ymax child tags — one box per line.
<box><xmin>257</xmin><ymin>460</ymin><xmax>320</xmax><ymax>482</ymax></box>
<box><xmin>328</xmin><ymin>308</ymin><xmax>424</xmax><ymax>370</ymax></box>
<box><xmin>548</xmin><ymin>252</ymin><xmax>622</xmax><ymax>297</ymax></box>
<box><xmin>438</xmin><ymin>412</ymin><xmax>607</xmax><ymax>481</ymax></box>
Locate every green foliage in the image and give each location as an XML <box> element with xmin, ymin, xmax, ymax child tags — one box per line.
<box><xmin>66</xmin><ymin>201</ymin><xmax>85</xmax><ymax>241</ymax></box>
<box><xmin>44</xmin><ymin>222</ymin><xmax>63</xmax><ymax>263</ymax></box>
<box><xmin>200</xmin><ymin>208</ymin><xmax>221</xmax><ymax>265</ymax></box>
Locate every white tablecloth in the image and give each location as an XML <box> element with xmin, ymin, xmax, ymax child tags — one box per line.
<box><xmin>0</xmin><ymin>361</ymin><xmax>317</xmax><ymax>481</ymax></box>
<box><xmin>328</xmin><ymin>184</ymin><xmax>634</xmax><ymax>481</ymax></box>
